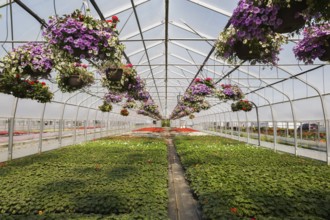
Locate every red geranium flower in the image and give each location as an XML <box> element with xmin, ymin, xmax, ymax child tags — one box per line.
<box><xmin>41</xmin><ymin>82</ymin><xmax>46</xmax><ymax>86</ymax></box>
<box><xmin>106</xmin><ymin>19</ymin><xmax>112</xmax><ymax>23</ymax></box>
<box><xmin>230</xmin><ymin>207</ymin><xmax>237</xmax><ymax>213</ymax></box>
<box><xmin>126</xmin><ymin>63</ymin><xmax>133</xmax><ymax>68</ymax></box>
<box><xmin>112</xmin><ymin>15</ymin><xmax>119</xmax><ymax>22</ymax></box>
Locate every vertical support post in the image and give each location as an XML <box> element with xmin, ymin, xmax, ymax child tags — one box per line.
<box><xmin>251</xmin><ymin>102</ymin><xmax>260</xmax><ymax>146</ymax></box>
<box><xmin>274</xmin><ymin>121</ymin><xmax>277</xmax><ymax>152</ymax></box>
<box><xmin>7</xmin><ymin>118</ymin><xmax>15</xmax><ymax>160</ymax></box>
<box><xmin>84</xmin><ymin>120</ymin><xmax>87</xmax><ymax>141</ymax></box>
<box><xmin>300</xmin><ymin>122</ymin><xmax>303</xmax><ymax>141</ymax></box>
<box><xmin>38</xmin><ymin>103</ymin><xmax>47</xmax><ymax>153</ymax></box>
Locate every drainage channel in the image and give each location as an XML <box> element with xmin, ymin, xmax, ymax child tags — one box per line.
<box><xmin>166</xmin><ymin>135</ymin><xmax>202</xmax><ymax>220</ymax></box>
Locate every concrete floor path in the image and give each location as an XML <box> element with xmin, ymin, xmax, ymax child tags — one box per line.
<box><xmin>165</xmin><ymin>132</ymin><xmax>202</xmax><ymax>220</ymax></box>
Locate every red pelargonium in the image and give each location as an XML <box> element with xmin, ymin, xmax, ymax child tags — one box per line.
<box><xmin>195</xmin><ymin>78</ymin><xmax>201</xmax><ymax>82</ymax></box>
<box><xmin>112</xmin><ymin>15</ymin><xmax>119</xmax><ymax>22</ymax></box>
<box><xmin>126</xmin><ymin>63</ymin><xmax>133</xmax><ymax>68</ymax></box>
<box><xmin>230</xmin><ymin>207</ymin><xmax>237</xmax><ymax>214</ymax></box>
<box><xmin>106</xmin><ymin>19</ymin><xmax>112</xmax><ymax>23</ymax></box>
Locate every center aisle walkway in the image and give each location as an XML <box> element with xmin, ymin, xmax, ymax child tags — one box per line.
<box><xmin>164</xmin><ymin>130</ymin><xmax>202</xmax><ymax>220</ymax></box>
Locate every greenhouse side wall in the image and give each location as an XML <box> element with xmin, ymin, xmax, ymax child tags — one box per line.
<box><xmin>190</xmin><ymin>112</ymin><xmax>328</xmax><ymax>163</ymax></box>
<box><xmin>0</xmin><ymin>94</ymin><xmax>149</xmax><ymax>162</ymax></box>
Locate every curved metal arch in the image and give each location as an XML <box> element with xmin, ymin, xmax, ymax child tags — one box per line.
<box><xmin>278</xmin><ymin>65</ymin><xmax>330</xmax><ymax>164</ymax></box>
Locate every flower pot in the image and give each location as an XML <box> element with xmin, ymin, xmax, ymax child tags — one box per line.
<box><xmin>273</xmin><ymin>1</ymin><xmax>307</xmax><ymax>33</ymax></box>
<box><xmin>67</xmin><ymin>75</ymin><xmax>83</xmax><ymax>87</ymax></box>
<box><xmin>234</xmin><ymin>41</ymin><xmax>259</xmax><ymax>60</ymax></box>
<box><xmin>105</xmin><ymin>68</ymin><xmax>123</xmax><ymax>81</ymax></box>
<box><xmin>319</xmin><ymin>39</ymin><xmax>330</xmax><ymax>62</ymax></box>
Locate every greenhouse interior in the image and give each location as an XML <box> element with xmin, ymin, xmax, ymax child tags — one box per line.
<box><xmin>0</xmin><ymin>0</ymin><xmax>330</xmax><ymax>219</ymax></box>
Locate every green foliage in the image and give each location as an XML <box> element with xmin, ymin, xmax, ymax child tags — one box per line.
<box><xmin>161</xmin><ymin>119</ymin><xmax>170</xmax><ymax>127</ymax></box>
<box><xmin>0</xmin><ymin>137</ymin><xmax>168</xmax><ymax>219</ymax></box>
<box><xmin>174</xmin><ymin>136</ymin><xmax>330</xmax><ymax>220</ymax></box>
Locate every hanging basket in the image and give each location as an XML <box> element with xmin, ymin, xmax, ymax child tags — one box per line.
<box><xmin>105</xmin><ymin>68</ymin><xmax>123</xmax><ymax>81</ymax></box>
<box><xmin>319</xmin><ymin>39</ymin><xmax>330</xmax><ymax>62</ymax></box>
<box><xmin>273</xmin><ymin>1</ymin><xmax>307</xmax><ymax>33</ymax></box>
<box><xmin>234</xmin><ymin>41</ymin><xmax>259</xmax><ymax>60</ymax></box>
<box><xmin>67</xmin><ymin>75</ymin><xmax>83</xmax><ymax>87</ymax></box>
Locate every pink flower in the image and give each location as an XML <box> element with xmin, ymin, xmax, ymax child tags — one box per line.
<box><xmin>126</xmin><ymin>63</ymin><xmax>133</xmax><ymax>68</ymax></box>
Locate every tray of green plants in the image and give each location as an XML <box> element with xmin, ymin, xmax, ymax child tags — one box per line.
<box><xmin>0</xmin><ymin>137</ymin><xmax>168</xmax><ymax>220</ymax></box>
<box><xmin>174</xmin><ymin>136</ymin><xmax>330</xmax><ymax>220</ymax></box>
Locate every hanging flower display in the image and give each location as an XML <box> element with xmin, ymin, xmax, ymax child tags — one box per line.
<box><xmin>132</xmin><ymin>89</ymin><xmax>150</xmax><ymax>102</ymax></box>
<box><xmin>120</xmin><ymin>108</ymin><xmax>129</xmax><ymax>116</ymax></box>
<box><xmin>43</xmin><ymin>9</ymin><xmax>124</xmax><ymax>62</ymax></box>
<box><xmin>104</xmin><ymin>91</ymin><xmax>123</xmax><ymax>103</ymax></box>
<box><xmin>123</xmin><ymin>100</ymin><xmax>137</xmax><ymax>109</ymax></box>
<box><xmin>141</xmin><ymin>100</ymin><xmax>159</xmax><ymax>114</ymax></box>
<box><xmin>231</xmin><ymin>0</ymin><xmax>282</xmax><ymax>33</ymax></box>
<box><xmin>215</xmin><ymin>0</ymin><xmax>289</xmax><ymax>64</ymax></box>
<box><xmin>304</xmin><ymin>0</ymin><xmax>330</xmax><ymax>22</ymax></box>
<box><xmin>215</xmin><ymin>27</ymin><xmax>286</xmax><ymax>65</ymax></box>
<box><xmin>266</xmin><ymin>0</ymin><xmax>308</xmax><ymax>33</ymax></box>
<box><xmin>102</xmin><ymin>63</ymin><xmax>138</xmax><ymax>93</ymax></box>
<box><xmin>0</xmin><ymin>42</ymin><xmax>53</xmax><ymax>78</ymax></box>
<box><xmin>231</xmin><ymin>100</ymin><xmax>253</xmax><ymax>112</ymax></box>
<box><xmin>98</xmin><ymin>101</ymin><xmax>112</xmax><ymax>112</ymax></box>
<box><xmin>0</xmin><ymin>74</ymin><xmax>53</xmax><ymax>103</ymax></box>
<box><xmin>219</xmin><ymin>84</ymin><xmax>245</xmax><ymax>101</ymax></box>
<box><xmin>194</xmin><ymin>77</ymin><xmax>215</xmax><ymax>88</ymax></box>
<box><xmin>56</xmin><ymin>62</ymin><xmax>94</xmax><ymax>93</ymax></box>
<box><xmin>188</xmin><ymin>82</ymin><xmax>214</xmax><ymax>96</ymax></box>
<box><xmin>293</xmin><ymin>23</ymin><xmax>330</xmax><ymax>64</ymax></box>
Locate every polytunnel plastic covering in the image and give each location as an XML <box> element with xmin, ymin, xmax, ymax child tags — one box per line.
<box><xmin>0</xmin><ymin>1</ymin><xmax>329</xmax><ymax>137</ymax></box>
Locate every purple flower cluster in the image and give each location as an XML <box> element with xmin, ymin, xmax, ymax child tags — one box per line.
<box><xmin>104</xmin><ymin>91</ymin><xmax>123</xmax><ymax>103</ymax></box>
<box><xmin>43</xmin><ymin>10</ymin><xmax>116</xmax><ymax>60</ymax></box>
<box><xmin>1</xmin><ymin>43</ymin><xmax>53</xmax><ymax>77</ymax></box>
<box><xmin>231</xmin><ymin>0</ymin><xmax>281</xmax><ymax>41</ymax></box>
<box><xmin>293</xmin><ymin>23</ymin><xmax>330</xmax><ymax>64</ymax></box>
<box><xmin>128</xmin><ymin>75</ymin><xmax>145</xmax><ymax>91</ymax></box>
<box><xmin>188</xmin><ymin>83</ymin><xmax>213</xmax><ymax>96</ymax></box>
<box><xmin>182</xmin><ymin>93</ymin><xmax>204</xmax><ymax>103</ymax></box>
<box><xmin>220</xmin><ymin>84</ymin><xmax>245</xmax><ymax>100</ymax></box>
<box><xmin>142</xmin><ymin>100</ymin><xmax>159</xmax><ymax>113</ymax></box>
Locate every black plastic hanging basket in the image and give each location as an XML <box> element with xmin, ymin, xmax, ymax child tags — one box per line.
<box><xmin>234</xmin><ymin>41</ymin><xmax>259</xmax><ymax>61</ymax></box>
<box><xmin>67</xmin><ymin>75</ymin><xmax>83</xmax><ymax>87</ymax></box>
<box><xmin>105</xmin><ymin>68</ymin><xmax>123</xmax><ymax>81</ymax></box>
<box><xmin>319</xmin><ymin>39</ymin><xmax>330</xmax><ymax>62</ymax></box>
<box><xmin>273</xmin><ymin>1</ymin><xmax>307</xmax><ymax>33</ymax></box>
